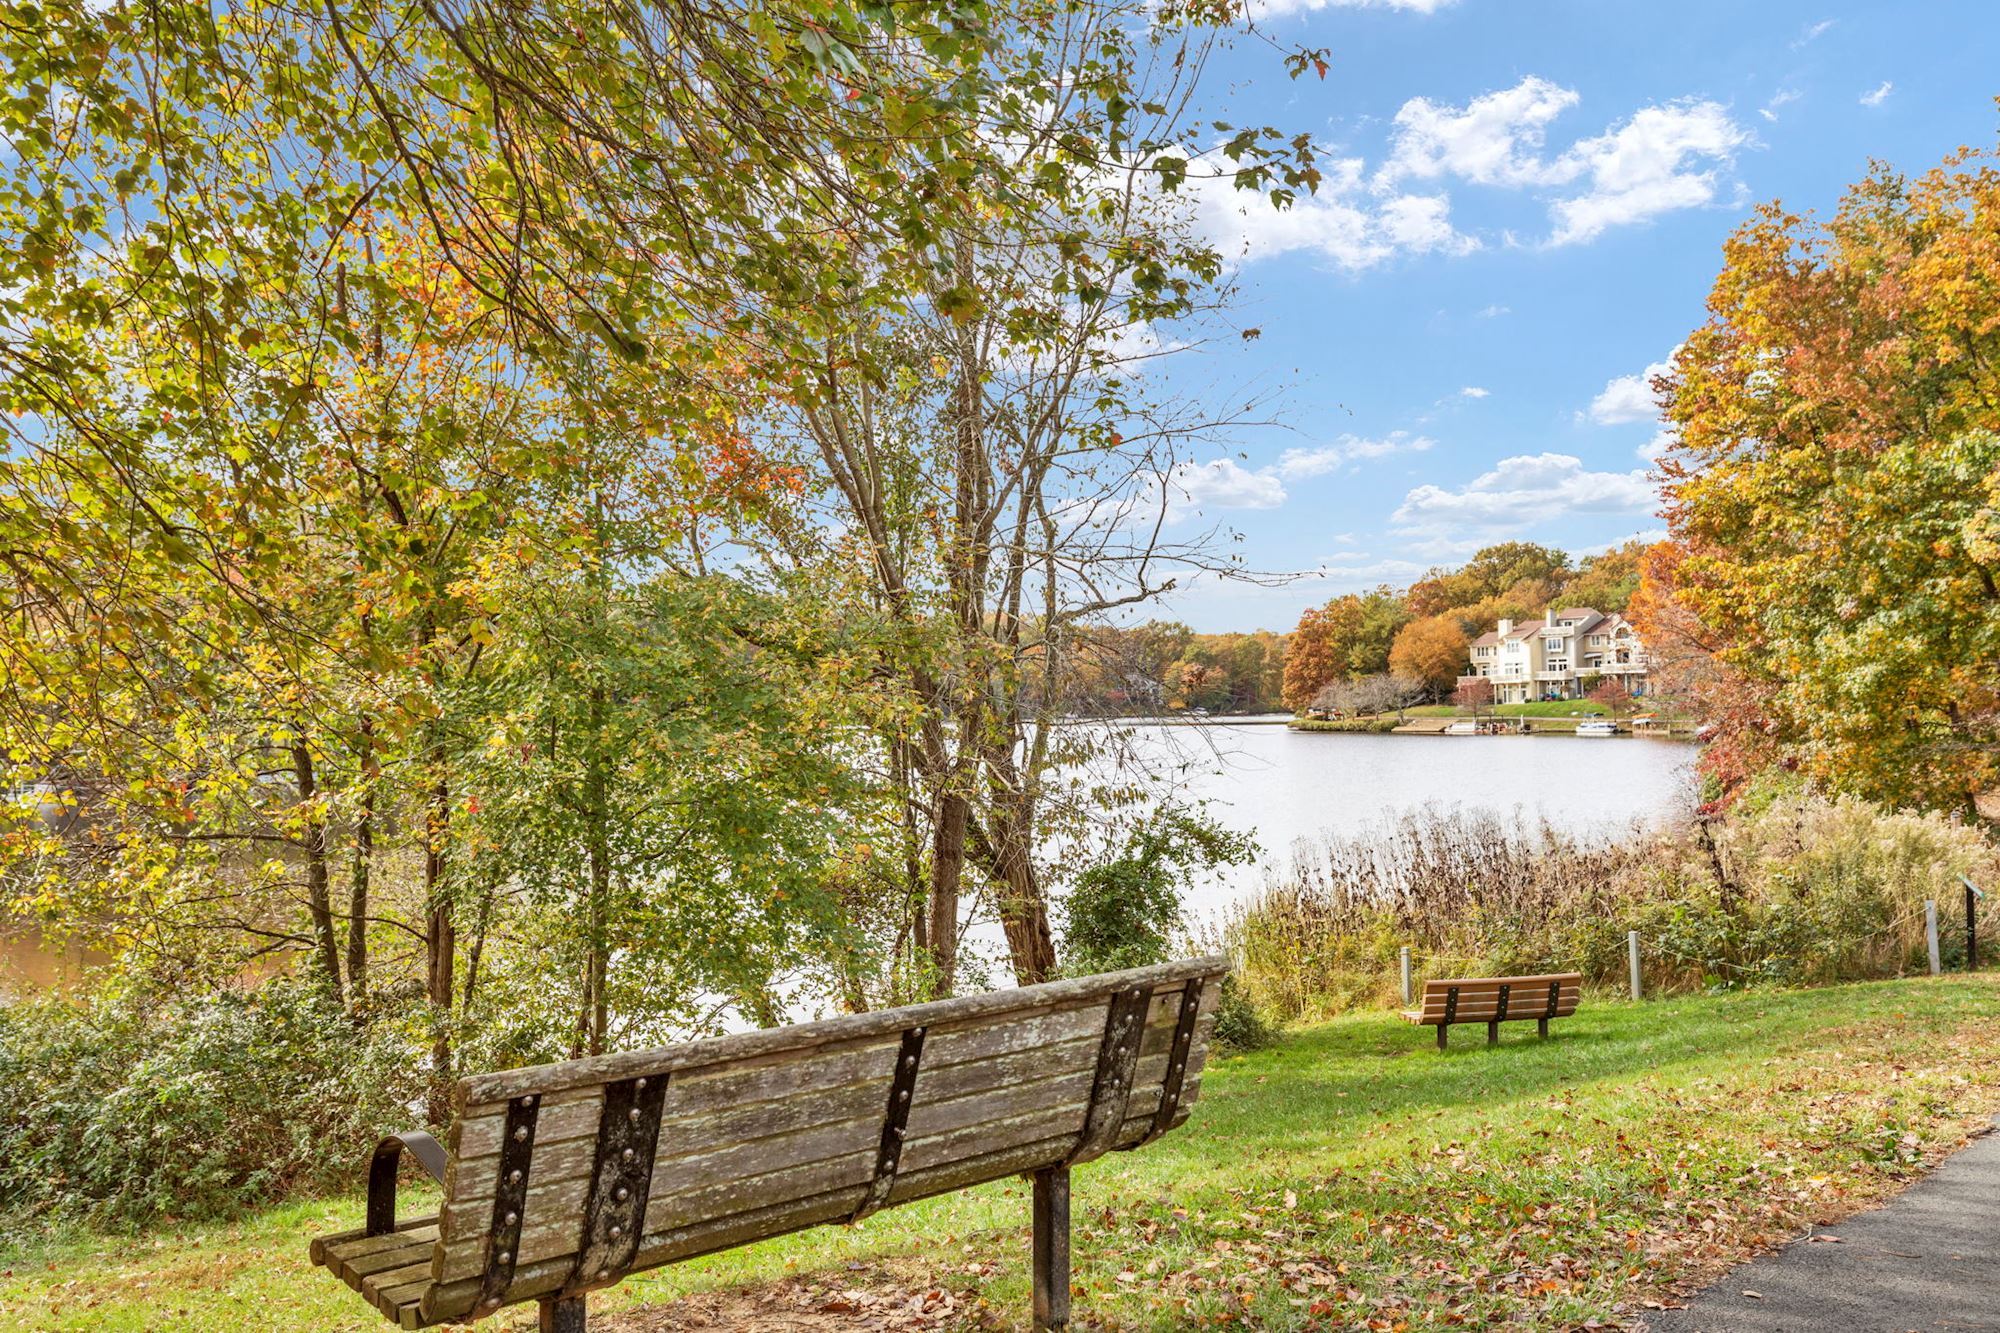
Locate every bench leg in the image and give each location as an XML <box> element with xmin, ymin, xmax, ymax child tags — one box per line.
<box><xmin>1538</xmin><ymin>1017</ymin><xmax>1549</xmax><ymax>1039</ymax></box>
<box><xmin>1487</xmin><ymin>1020</ymin><xmax>1499</xmax><ymax>1047</ymax></box>
<box><xmin>540</xmin><ymin>1294</ymin><xmax>586</xmax><ymax>1333</ymax></box>
<box><xmin>1033</xmin><ymin>1165</ymin><xmax>1070</xmax><ymax>1331</ymax></box>
<box><xmin>1435</xmin><ymin>1023</ymin><xmax>1447</xmax><ymax>1051</ymax></box>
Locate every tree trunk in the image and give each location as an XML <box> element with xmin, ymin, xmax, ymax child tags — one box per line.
<box><xmin>346</xmin><ymin>718</ymin><xmax>375</xmax><ymax>1008</ymax></box>
<box><xmin>969</xmin><ymin>793</ymin><xmax>1057</xmax><ymax>985</ymax></box>
<box><xmin>425</xmin><ymin>770</ymin><xmax>455</xmax><ymax>1123</ymax></box>
<box><xmin>292</xmin><ymin>743</ymin><xmax>343</xmax><ymax>1002</ymax></box>
<box><xmin>583</xmin><ymin>681</ymin><xmax>611</xmax><ymax>1057</ymax></box>
<box><xmin>929</xmin><ymin>788</ymin><xmax>967</xmax><ymax>995</ymax></box>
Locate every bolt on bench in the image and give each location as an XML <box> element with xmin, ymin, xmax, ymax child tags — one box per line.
<box><xmin>1403</xmin><ymin>971</ymin><xmax>1581</xmax><ymax>1050</ymax></box>
<box><xmin>309</xmin><ymin>956</ymin><xmax>1228</xmax><ymax>1331</ymax></box>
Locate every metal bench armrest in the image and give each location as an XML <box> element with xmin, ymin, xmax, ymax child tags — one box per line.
<box><xmin>367</xmin><ymin>1130</ymin><xmax>447</xmax><ymax>1238</ymax></box>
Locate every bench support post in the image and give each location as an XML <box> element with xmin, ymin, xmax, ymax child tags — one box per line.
<box><xmin>1032</xmin><ymin>1166</ymin><xmax>1070</xmax><ymax>1331</ymax></box>
<box><xmin>1537</xmin><ymin>1017</ymin><xmax>1549</xmax><ymax>1039</ymax></box>
<box><xmin>540</xmin><ymin>1294</ymin><xmax>585</xmax><ymax>1332</ymax></box>
<box><xmin>1486</xmin><ymin>1019</ymin><xmax>1499</xmax><ymax>1047</ymax></box>
<box><xmin>1434</xmin><ymin>1023</ymin><xmax>1447</xmax><ymax>1051</ymax></box>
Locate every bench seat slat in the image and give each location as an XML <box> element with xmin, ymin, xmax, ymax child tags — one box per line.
<box><xmin>1408</xmin><ymin>990</ymin><xmax>1581</xmax><ymax>1021</ymax></box>
<box><xmin>1405</xmin><ymin>974</ymin><xmax>1582</xmax><ymax>1025</ymax></box>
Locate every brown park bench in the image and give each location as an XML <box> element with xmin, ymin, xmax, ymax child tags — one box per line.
<box><xmin>1403</xmin><ymin>971</ymin><xmax>1580</xmax><ymax>1050</ymax></box>
<box><xmin>309</xmin><ymin>955</ymin><xmax>1228</xmax><ymax>1332</ymax></box>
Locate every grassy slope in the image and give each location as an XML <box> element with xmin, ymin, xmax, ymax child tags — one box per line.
<box><xmin>9</xmin><ymin>975</ymin><xmax>1999</xmax><ymax>1331</ymax></box>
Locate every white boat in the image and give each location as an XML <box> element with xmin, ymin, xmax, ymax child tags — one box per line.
<box><xmin>1576</xmin><ymin>720</ymin><xmax>1619</xmax><ymax>737</ymax></box>
<box><xmin>1444</xmin><ymin>720</ymin><xmax>1480</xmax><ymax>735</ymax></box>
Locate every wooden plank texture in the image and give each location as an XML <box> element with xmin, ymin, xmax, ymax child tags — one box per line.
<box><xmin>373</xmin><ymin>962</ymin><xmax>1229</xmax><ymax>1326</ymax></box>
<box><xmin>455</xmin><ymin>956</ymin><xmax>1228</xmax><ymax>1106</ymax></box>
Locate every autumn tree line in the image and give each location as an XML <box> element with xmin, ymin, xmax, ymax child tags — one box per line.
<box><xmin>1065</xmin><ymin>539</ymin><xmax>1645</xmax><ymax>718</ymax></box>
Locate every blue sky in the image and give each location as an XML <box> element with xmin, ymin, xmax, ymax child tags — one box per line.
<box><xmin>1146</xmin><ymin>0</ymin><xmax>2000</xmax><ymax>632</ymax></box>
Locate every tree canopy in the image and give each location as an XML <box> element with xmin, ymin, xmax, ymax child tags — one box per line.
<box><xmin>1651</xmin><ymin>144</ymin><xmax>2000</xmax><ymax>817</ymax></box>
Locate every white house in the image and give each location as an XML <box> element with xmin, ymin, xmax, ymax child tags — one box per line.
<box><xmin>1463</xmin><ymin>607</ymin><xmax>1647</xmax><ymax>705</ymax></box>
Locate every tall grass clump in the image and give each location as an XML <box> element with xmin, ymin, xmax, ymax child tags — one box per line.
<box><xmin>1228</xmin><ymin>793</ymin><xmax>1994</xmax><ymax>1023</ymax></box>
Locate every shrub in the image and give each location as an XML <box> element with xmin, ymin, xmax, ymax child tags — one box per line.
<box><xmin>1210</xmin><ymin>974</ymin><xmax>1278</xmax><ymax>1053</ymax></box>
<box><xmin>1062</xmin><ymin>807</ymin><xmax>1253</xmax><ymax>976</ymax></box>
<box><xmin>0</xmin><ymin>978</ymin><xmax>421</xmax><ymax>1231</ymax></box>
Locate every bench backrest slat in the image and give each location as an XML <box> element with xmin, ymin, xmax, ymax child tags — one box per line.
<box><xmin>1416</xmin><ymin>973</ymin><xmax>1581</xmax><ymax>1023</ymax></box>
<box><xmin>418</xmin><ymin>957</ymin><xmax>1225</xmax><ymax>1324</ymax></box>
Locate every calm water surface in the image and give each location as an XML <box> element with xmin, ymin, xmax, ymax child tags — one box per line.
<box><xmin>1105</xmin><ymin>719</ymin><xmax>1699</xmax><ymax>922</ymax></box>
<box><xmin>2</xmin><ymin>722</ymin><xmax>1698</xmax><ymax>991</ymax></box>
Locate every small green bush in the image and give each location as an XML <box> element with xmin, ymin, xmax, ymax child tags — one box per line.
<box><xmin>0</xmin><ymin>978</ymin><xmax>420</xmax><ymax>1231</ymax></box>
<box><xmin>1210</xmin><ymin>974</ymin><xmax>1278</xmax><ymax>1053</ymax></box>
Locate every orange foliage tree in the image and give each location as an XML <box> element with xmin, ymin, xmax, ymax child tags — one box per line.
<box><xmin>1658</xmin><ymin>146</ymin><xmax>2000</xmax><ymax>815</ymax></box>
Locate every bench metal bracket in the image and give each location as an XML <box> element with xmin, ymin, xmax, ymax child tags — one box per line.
<box><xmin>568</xmin><ymin>1072</ymin><xmax>671</xmax><ymax>1293</ymax></box>
<box><xmin>365</xmin><ymin>1130</ymin><xmax>447</xmax><ymax>1237</ymax></box>
<box><xmin>1068</xmin><ymin>984</ymin><xmax>1152</xmax><ymax>1165</ymax></box>
<box><xmin>478</xmin><ymin>1093</ymin><xmax>543</xmax><ymax>1313</ymax></box>
<box><xmin>1134</xmin><ymin>978</ymin><xmax>1202</xmax><ymax>1148</ymax></box>
<box><xmin>1488</xmin><ymin>983</ymin><xmax>1511</xmax><ymax>1046</ymax></box>
<box><xmin>853</xmin><ymin>1026</ymin><xmax>926</xmax><ymax>1222</ymax></box>
<box><xmin>1438</xmin><ymin>985</ymin><xmax>1460</xmax><ymax>1051</ymax></box>
<box><xmin>1545</xmin><ymin>978</ymin><xmax>1561</xmax><ymax>1017</ymax></box>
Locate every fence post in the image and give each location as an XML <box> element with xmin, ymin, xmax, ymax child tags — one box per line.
<box><xmin>1964</xmin><ymin>877</ymin><xmax>1982</xmax><ymax>972</ymax></box>
<box><xmin>1925</xmin><ymin>900</ymin><xmax>1941</xmax><ymax>976</ymax></box>
<box><xmin>1399</xmin><ymin>947</ymin><xmax>1412</xmax><ymax>1006</ymax></box>
<box><xmin>1627</xmin><ymin>930</ymin><xmax>1642</xmax><ymax>1001</ymax></box>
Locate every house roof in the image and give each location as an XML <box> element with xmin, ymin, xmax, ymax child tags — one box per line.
<box><xmin>1470</xmin><ymin>630</ymin><xmax>1502</xmax><ymax>647</ymax></box>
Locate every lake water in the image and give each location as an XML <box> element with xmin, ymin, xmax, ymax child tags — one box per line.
<box><xmin>2</xmin><ymin>722</ymin><xmax>1698</xmax><ymax>993</ymax></box>
<box><xmin>1098</xmin><ymin>719</ymin><xmax>1699</xmax><ymax>924</ymax></box>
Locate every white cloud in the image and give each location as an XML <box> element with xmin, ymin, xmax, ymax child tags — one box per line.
<box><xmin>1277</xmin><ymin>431</ymin><xmax>1435</xmax><ymax>480</ymax></box>
<box><xmin>1378</xmin><ymin>77</ymin><xmax>1751</xmax><ymax>247</ymax></box>
<box><xmin>1793</xmin><ymin>18</ymin><xmax>1836</xmax><ymax>48</ymax></box>
<box><xmin>1860</xmin><ymin>81</ymin><xmax>1894</xmax><ymax>108</ymax></box>
<box><xmin>1164</xmin><ymin>458</ymin><xmax>1288</xmax><ymax>515</ymax></box>
<box><xmin>1195</xmin><ymin>163</ymin><xmax>1476</xmax><ymax>270</ymax></box>
<box><xmin>1547</xmin><ymin>101</ymin><xmax>1751</xmax><ymax>245</ymax></box>
<box><xmin>1475</xmin><ymin>304</ymin><xmax>1511</xmax><ymax>318</ymax></box>
<box><xmin>1380</xmin><ymin>76</ymin><xmax>1583</xmax><ymax>188</ymax></box>
<box><xmin>1576</xmin><ymin>529</ymin><xmax>1667</xmax><ymax>557</ymax></box>
<box><xmin>1148</xmin><ymin>433</ymin><xmax>1433</xmax><ymax>524</ymax></box>
<box><xmin>1197</xmin><ymin>77</ymin><xmax>1751</xmax><ymax>266</ymax></box>
<box><xmin>1637</xmin><ymin>428</ymin><xmax>1677</xmax><ymax>463</ymax></box>
<box><xmin>1248</xmin><ymin>0</ymin><xmax>1455</xmax><ymax>15</ymax></box>
<box><xmin>1300</xmin><ymin>555</ymin><xmax>1435</xmax><ymax>586</ymax></box>
<box><xmin>1392</xmin><ymin>452</ymin><xmax>1657</xmax><ymax>531</ymax></box>
<box><xmin>1587</xmin><ymin>359</ymin><xmax>1672</xmax><ymax>425</ymax></box>
<box><xmin>1460</xmin><ymin>385</ymin><xmax>1490</xmax><ymax>399</ymax></box>
<box><xmin>1377</xmin><ymin>193</ymin><xmax>1483</xmax><ymax>256</ymax></box>
<box><xmin>1760</xmin><ymin>89</ymin><xmax>1801</xmax><ymax>123</ymax></box>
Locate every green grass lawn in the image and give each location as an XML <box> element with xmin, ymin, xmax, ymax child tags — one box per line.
<box><xmin>9</xmin><ymin>975</ymin><xmax>1999</xmax><ymax>1331</ymax></box>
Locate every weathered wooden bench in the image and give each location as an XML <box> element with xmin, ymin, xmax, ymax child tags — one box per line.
<box><xmin>309</xmin><ymin>956</ymin><xmax>1228</xmax><ymax>1331</ymax></box>
<box><xmin>1403</xmin><ymin>971</ymin><xmax>1580</xmax><ymax>1050</ymax></box>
